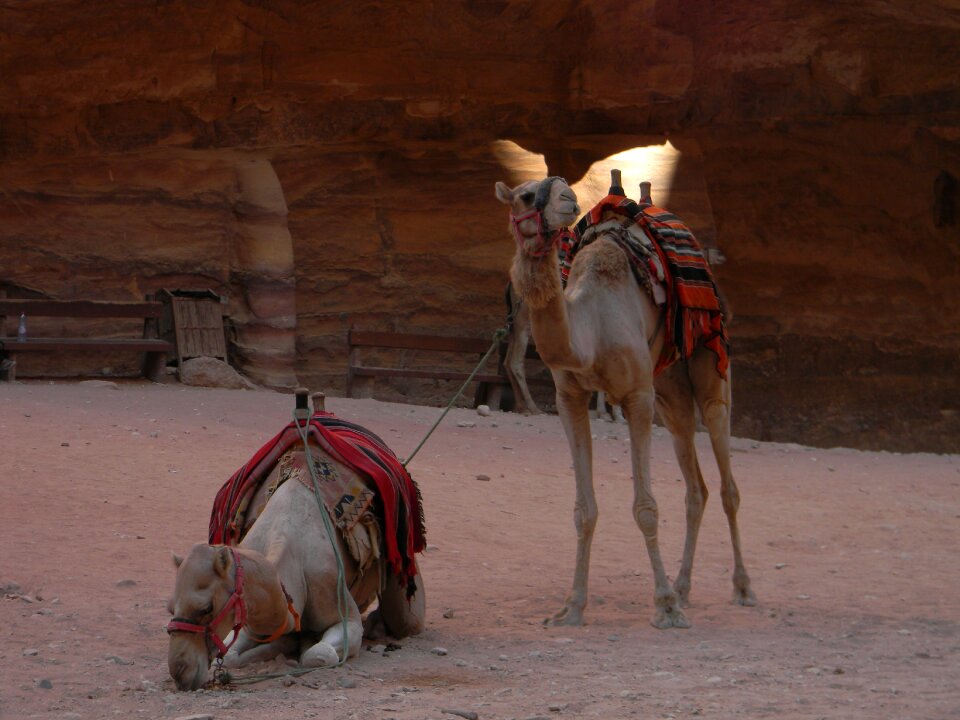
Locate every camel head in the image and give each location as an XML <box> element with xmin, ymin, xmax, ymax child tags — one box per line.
<box><xmin>495</xmin><ymin>176</ymin><xmax>579</xmax><ymax>257</ymax></box>
<box><xmin>166</xmin><ymin>543</ymin><xmax>242</xmax><ymax>690</ymax></box>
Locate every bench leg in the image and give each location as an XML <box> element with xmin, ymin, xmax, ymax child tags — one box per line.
<box><xmin>486</xmin><ymin>383</ymin><xmax>503</xmax><ymax>411</ymax></box>
<box><xmin>143</xmin><ymin>351</ymin><xmax>166</xmax><ymax>382</ymax></box>
<box><xmin>351</xmin><ymin>376</ymin><xmax>374</xmax><ymax>399</ymax></box>
<box><xmin>1</xmin><ymin>353</ymin><xmax>16</xmax><ymax>382</ymax></box>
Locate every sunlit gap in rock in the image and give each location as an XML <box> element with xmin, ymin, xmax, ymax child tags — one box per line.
<box><xmin>491</xmin><ymin>139</ymin><xmax>682</xmax><ymax>211</ymax></box>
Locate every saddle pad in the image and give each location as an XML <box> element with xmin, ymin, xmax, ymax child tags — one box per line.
<box><xmin>209</xmin><ymin>412</ymin><xmax>425</xmax><ymax>595</ymax></box>
<box><xmin>567</xmin><ymin>193</ymin><xmax>729</xmax><ymax>378</ymax></box>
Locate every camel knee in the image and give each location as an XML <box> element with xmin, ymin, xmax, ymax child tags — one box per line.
<box><xmin>720</xmin><ymin>482</ymin><xmax>740</xmax><ymax>516</ymax></box>
<box><xmin>573</xmin><ymin>499</ymin><xmax>598</xmax><ymax>540</ymax></box>
<box><xmin>686</xmin><ymin>483</ymin><xmax>708</xmax><ymax>519</ymax></box>
<box><xmin>633</xmin><ymin>500</ymin><xmax>659</xmax><ymax>539</ymax></box>
<box><xmin>700</xmin><ymin>397</ymin><xmax>729</xmax><ymax>430</ymax></box>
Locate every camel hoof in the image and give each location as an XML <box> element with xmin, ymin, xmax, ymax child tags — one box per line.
<box><xmin>545</xmin><ymin>605</ymin><xmax>584</xmax><ymax>627</ymax></box>
<box><xmin>651</xmin><ymin>606</ymin><xmax>691</xmax><ymax>629</ymax></box>
<box><xmin>300</xmin><ymin>642</ymin><xmax>340</xmax><ymax>668</ymax></box>
<box><xmin>221</xmin><ymin>651</ymin><xmax>243</xmax><ymax>669</ymax></box>
<box><xmin>733</xmin><ymin>586</ymin><xmax>757</xmax><ymax>607</ymax></box>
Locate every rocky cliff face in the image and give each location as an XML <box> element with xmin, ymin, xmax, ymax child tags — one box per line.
<box><xmin>1</xmin><ymin>1</ymin><xmax>957</xmax><ymax>451</ymax></box>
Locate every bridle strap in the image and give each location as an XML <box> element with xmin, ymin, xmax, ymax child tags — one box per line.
<box><xmin>166</xmin><ymin>546</ymin><xmax>250</xmax><ymax>659</ymax></box>
<box><xmin>510</xmin><ymin>208</ymin><xmax>568</xmax><ymax>258</ymax></box>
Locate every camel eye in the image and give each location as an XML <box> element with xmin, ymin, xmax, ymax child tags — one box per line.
<box><xmin>520</xmin><ymin>192</ymin><xmax>535</xmax><ymax>205</ymax></box>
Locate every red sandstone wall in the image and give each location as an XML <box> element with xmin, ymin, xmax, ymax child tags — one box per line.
<box><xmin>1</xmin><ymin>1</ymin><xmax>957</xmax><ymax>451</ymax></box>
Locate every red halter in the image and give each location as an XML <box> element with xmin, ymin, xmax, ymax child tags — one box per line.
<box><xmin>510</xmin><ymin>208</ymin><xmax>568</xmax><ymax>258</ymax></box>
<box><xmin>166</xmin><ymin>546</ymin><xmax>248</xmax><ymax>659</ymax></box>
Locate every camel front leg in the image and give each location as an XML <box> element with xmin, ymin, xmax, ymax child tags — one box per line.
<box><xmin>549</xmin><ymin>380</ymin><xmax>595</xmax><ymax>626</ymax></box>
<box><xmin>222</xmin><ymin>630</ymin><xmax>299</xmax><ymax>668</ymax></box>
<box><xmin>621</xmin><ymin>389</ymin><xmax>689</xmax><ymax>629</ymax></box>
<box><xmin>300</xmin><ymin>595</ymin><xmax>364</xmax><ymax>667</ymax></box>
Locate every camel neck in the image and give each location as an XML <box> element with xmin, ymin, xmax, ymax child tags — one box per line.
<box><xmin>233</xmin><ymin>549</ymin><xmax>295</xmax><ymax>637</ymax></box>
<box><xmin>511</xmin><ymin>251</ymin><xmax>582</xmax><ymax>370</ymax></box>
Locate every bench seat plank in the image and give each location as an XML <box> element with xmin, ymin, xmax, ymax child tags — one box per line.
<box><xmin>0</xmin><ymin>299</ymin><xmax>164</xmax><ymax>319</ymax></box>
<box><xmin>348</xmin><ymin>330</ymin><xmax>492</xmax><ymax>354</ymax></box>
<box><xmin>2</xmin><ymin>338</ymin><xmax>173</xmax><ymax>352</ymax></box>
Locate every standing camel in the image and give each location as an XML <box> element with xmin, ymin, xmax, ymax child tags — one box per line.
<box><xmin>494</xmin><ymin>174</ymin><xmax>755</xmax><ymax>628</ymax></box>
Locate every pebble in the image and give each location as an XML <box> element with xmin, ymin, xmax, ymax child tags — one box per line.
<box><xmin>431</xmin><ymin>646</ymin><xmax>449</xmax><ymax>656</ymax></box>
<box><xmin>476</xmin><ymin>404</ymin><xmax>491</xmax><ymax>417</ymax></box>
<box><xmin>368</xmin><ymin>644</ymin><xmax>386</xmax><ymax>655</ymax></box>
<box><xmin>442</xmin><ymin>710</ymin><xmax>479</xmax><ymax>720</ymax></box>
<box><xmin>476</xmin><ymin>474</ymin><xmax>491</xmax><ymax>482</ymax></box>
<box><xmin>23</xmin><ymin>648</ymin><xmax>39</xmax><ymax>656</ymax></box>
<box><xmin>336</xmin><ymin>677</ymin><xmax>357</xmax><ymax>689</ymax></box>
<box><xmin>454</xmin><ymin>659</ymin><xmax>469</xmax><ymax>667</ymax></box>
<box><xmin>38</xmin><ymin>678</ymin><xmax>53</xmax><ymax>689</ymax></box>
<box><xmin>775</xmin><ymin>563</ymin><xmax>787</xmax><ymax>569</ymax></box>
<box><xmin>80</xmin><ymin>380</ymin><xmax>119</xmax><ymax>390</ymax></box>
<box><xmin>456</xmin><ymin>421</ymin><xmax>476</xmax><ymax>428</ymax></box>
<box><xmin>443</xmin><ymin>608</ymin><xmax>456</xmax><ymax>618</ymax></box>
<box><xmin>175</xmin><ymin>715</ymin><xmax>214</xmax><ymax>720</ymax></box>
<box><xmin>282</xmin><ymin>677</ymin><xmax>296</xmax><ymax>687</ymax></box>
<box><xmin>797</xmin><ymin>594</ymin><xmax>811</xmax><ymax>600</ymax></box>
<box><xmin>707</xmin><ymin>676</ymin><xmax>723</xmax><ymax>684</ymax></box>
<box><xmin>106</xmin><ymin>655</ymin><xmax>134</xmax><ymax>665</ymax></box>
<box><xmin>116</xmin><ymin>579</ymin><xmax>137</xmax><ymax>588</ymax></box>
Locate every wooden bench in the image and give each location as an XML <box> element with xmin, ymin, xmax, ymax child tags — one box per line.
<box><xmin>346</xmin><ymin>329</ymin><xmax>515</xmax><ymax>408</ymax></box>
<box><xmin>0</xmin><ymin>297</ymin><xmax>174</xmax><ymax>382</ymax></box>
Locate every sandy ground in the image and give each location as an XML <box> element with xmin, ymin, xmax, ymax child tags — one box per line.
<box><xmin>1</xmin><ymin>380</ymin><xmax>958</xmax><ymax>720</ymax></box>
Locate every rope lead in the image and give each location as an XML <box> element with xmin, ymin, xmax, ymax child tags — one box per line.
<box><xmin>403</xmin><ymin>326</ymin><xmax>508</xmax><ymax>468</ymax></box>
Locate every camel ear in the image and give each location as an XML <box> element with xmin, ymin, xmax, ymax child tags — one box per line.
<box><xmin>494</xmin><ymin>181</ymin><xmax>513</xmax><ymax>204</ymax></box>
<box><xmin>212</xmin><ymin>546</ymin><xmax>233</xmax><ymax>578</ymax></box>
<box><xmin>172</xmin><ymin>552</ymin><xmax>184</xmax><ymax>569</ymax></box>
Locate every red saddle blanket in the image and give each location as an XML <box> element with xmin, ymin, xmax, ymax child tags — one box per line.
<box><xmin>564</xmin><ymin>193</ymin><xmax>729</xmax><ymax>378</ymax></box>
<box><xmin>209</xmin><ymin>412</ymin><xmax>425</xmax><ymax>594</ymax></box>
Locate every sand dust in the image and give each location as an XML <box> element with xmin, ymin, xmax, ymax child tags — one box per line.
<box><xmin>1</xmin><ymin>380</ymin><xmax>958</xmax><ymax>719</ymax></box>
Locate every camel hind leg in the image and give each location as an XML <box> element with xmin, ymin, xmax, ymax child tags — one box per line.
<box><xmin>621</xmin><ymin>387</ymin><xmax>689</xmax><ymax>629</ymax></box>
<box><xmin>377</xmin><ymin>570</ymin><xmax>426</xmax><ymax>638</ymax></box>
<box><xmin>504</xmin><ymin>291</ymin><xmax>541</xmax><ymax>415</ymax></box>
<box><xmin>654</xmin><ymin>362</ymin><xmax>708</xmax><ymax>608</ymax></box>
<box><xmin>689</xmin><ymin>350</ymin><xmax>756</xmax><ymax>606</ymax></box>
